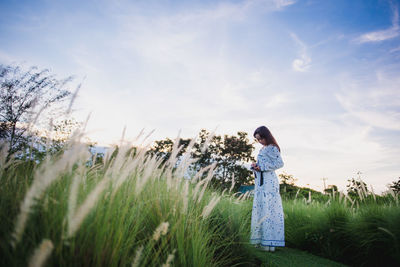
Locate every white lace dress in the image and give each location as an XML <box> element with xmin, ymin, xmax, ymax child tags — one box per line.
<box><xmin>250</xmin><ymin>144</ymin><xmax>285</xmax><ymax>247</ymax></box>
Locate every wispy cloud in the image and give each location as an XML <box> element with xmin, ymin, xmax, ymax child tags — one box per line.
<box><xmin>290</xmin><ymin>33</ymin><xmax>311</xmax><ymax>72</ymax></box>
<box><xmin>335</xmin><ymin>71</ymin><xmax>400</xmax><ymax>131</ymax></box>
<box><xmin>272</xmin><ymin>0</ymin><xmax>297</xmax><ymax>9</ymax></box>
<box><xmin>356</xmin><ymin>4</ymin><xmax>399</xmax><ymax>43</ymax></box>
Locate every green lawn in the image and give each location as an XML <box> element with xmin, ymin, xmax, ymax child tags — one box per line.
<box><xmin>249</xmin><ymin>246</ymin><xmax>348</xmax><ymax>267</ymax></box>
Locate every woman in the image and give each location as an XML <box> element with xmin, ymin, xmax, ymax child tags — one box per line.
<box><xmin>250</xmin><ymin>126</ymin><xmax>285</xmax><ymax>252</ymax></box>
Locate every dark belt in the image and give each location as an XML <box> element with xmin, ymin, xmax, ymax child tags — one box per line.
<box><xmin>254</xmin><ymin>171</ymin><xmax>264</xmax><ymax>186</ymax></box>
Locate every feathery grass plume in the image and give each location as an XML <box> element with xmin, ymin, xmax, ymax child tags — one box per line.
<box><xmin>66</xmin><ymin>81</ymin><xmax>82</xmax><ymax>114</ymax></box>
<box><xmin>243</xmin><ymin>190</ymin><xmax>251</xmax><ymax>201</ymax></box>
<box><xmin>231</xmin><ymin>192</ymin><xmax>241</xmax><ymax>198</ymax></box>
<box><xmin>325</xmin><ymin>199</ymin><xmax>331</xmax><ymax>207</ymax></box>
<box><xmin>195</xmin><ymin>163</ymin><xmax>217</xmax><ymax>204</ymax></box>
<box><xmin>370</xmin><ymin>185</ymin><xmax>376</xmax><ymax>202</ymax></box>
<box><xmin>162</xmin><ymin>248</ymin><xmax>177</xmax><ymax>267</ymax></box>
<box><xmin>339</xmin><ymin>191</ymin><xmax>344</xmax><ymax>203</ymax></box>
<box><xmin>67</xmin><ymin>176</ymin><xmax>109</xmax><ymax>237</ymax></box>
<box><xmin>201</xmin><ymin>195</ymin><xmax>221</xmax><ymax>219</ymax></box>
<box><xmin>152</xmin><ymin>221</ymin><xmax>170</xmax><ymax>241</ymax></box>
<box><xmin>131</xmin><ymin>245</ymin><xmax>144</xmax><ymax>267</ymax></box>
<box><xmin>388</xmin><ymin>188</ymin><xmax>399</xmax><ymax>205</ymax></box>
<box><xmin>28</xmin><ymin>239</ymin><xmax>54</xmax><ymax>267</ymax></box>
<box><xmin>133</xmin><ymin>149</ymin><xmax>161</xmax><ymax>195</ymax></box>
<box><xmin>113</xmin><ymin>146</ymin><xmax>151</xmax><ymax>196</ymax></box>
<box><xmin>191</xmin><ymin>165</ymin><xmax>213</xmax><ymax>201</ymax></box>
<box><xmin>165</xmin><ymin>133</ymin><xmax>184</xmax><ymax>170</ymax></box>
<box><xmin>67</xmin><ymin>166</ymin><xmax>85</xmax><ymax>235</ymax></box>
<box><xmin>356</xmin><ymin>186</ymin><xmax>364</xmax><ymax>201</ymax></box>
<box><xmin>294</xmin><ymin>188</ymin><xmax>300</xmax><ymax>201</ymax></box>
<box><xmin>182</xmin><ymin>179</ymin><xmax>189</xmax><ymax>213</ymax></box>
<box><xmin>238</xmin><ymin>191</ymin><xmax>250</xmax><ymax>201</ymax></box>
<box><xmin>350</xmin><ymin>198</ymin><xmax>356</xmax><ymax>209</ymax></box>
<box><xmin>307</xmin><ymin>191</ymin><xmax>312</xmax><ymax>204</ymax></box>
<box><xmin>221</xmin><ymin>188</ymin><xmax>227</xmax><ymax>196</ymax></box>
<box><xmin>200</xmin><ymin>127</ymin><xmax>217</xmax><ymax>153</ymax></box>
<box><xmin>191</xmin><ymin>163</ymin><xmax>212</xmax><ymax>184</ymax></box>
<box><xmin>175</xmin><ymin>135</ymin><xmax>197</xmax><ymax>177</ymax></box>
<box><xmin>11</xmin><ymin>139</ymin><xmax>90</xmax><ymax>247</ymax></box>
<box><xmin>229</xmin><ymin>174</ymin><xmax>235</xmax><ymax>194</ymax></box>
<box><xmin>360</xmin><ymin>180</ymin><xmax>368</xmax><ymax>199</ymax></box>
<box><xmin>345</xmin><ymin>193</ymin><xmax>353</xmax><ymax>205</ymax></box>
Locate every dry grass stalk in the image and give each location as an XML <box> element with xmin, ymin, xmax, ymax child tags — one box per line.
<box><xmin>339</xmin><ymin>191</ymin><xmax>344</xmax><ymax>203</ymax></box>
<box><xmin>192</xmin><ymin>166</ymin><xmax>213</xmax><ymax>201</ymax></box>
<box><xmin>195</xmin><ymin>162</ymin><xmax>217</xmax><ymax>204</ymax></box>
<box><xmin>229</xmin><ymin>174</ymin><xmax>235</xmax><ymax>194</ymax></box>
<box><xmin>360</xmin><ymin>181</ymin><xmax>368</xmax><ymax>199</ymax></box>
<box><xmin>221</xmin><ymin>188</ymin><xmax>227</xmax><ymax>196</ymax></box>
<box><xmin>201</xmin><ymin>195</ymin><xmax>221</xmax><ymax>219</ymax></box>
<box><xmin>182</xmin><ymin>179</ymin><xmax>189</xmax><ymax>213</ymax></box>
<box><xmin>134</xmin><ymin>151</ymin><xmax>160</xmax><ymax>195</ymax></box>
<box><xmin>325</xmin><ymin>199</ymin><xmax>331</xmax><ymax>206</ymax></box>
<box><xmin>174</xmin><ymin>136</ymin><xmax>197</xmax><ymax>177</ymax></box>
<box><xmin>307</xmin><ymin>191</ymin><xmax>312</xmax><ymax>204</ymax></box>
<box><xmin>370</xmin><ymin>185</ymin><xmax>376</xmax><ymax>202</ymax></box>
<box><xmin>294</xmin><ymin>189</ymin><xmax>300</xmax><ymax>201</ymax></box>
<box><xmin>238</xmin><ymin>191</ymin><xmax>250</xmax><ymax>201</ymax></box>
<box><xmin>67</xmin><ymin>167</ymin><xmax>85</xmax><ymax>231</ymax></box>
<box><xmin>356</xmin><ymin>186</ymin><xmax>364</xmax><ymax>201</ymax></box>
<box><xmin>131</xmin><ymin>245</ymin><xmax>144</xmax><ymax>267</ymax></box>
<box><xmin>161</xmin><ymin>248</ymin><xmax>177</xmax><ymax>267</ymax></box>
<box><xmin>28</xmin><ymin>239</ymin><xmax>54</xmax><ymax>267</ymax></box>
<box><xmin>11</xmin><ymin>140</ymin><xmax>90</xmax><ymax>247</ymax></box>
<box><xmin>152</xmin><ymin>221</ymin><xmax>169</xmax><ymax>241</ymax></box>
<box><xmin>67</xmin><ymin>177</ymin><xmax>109</xmax><ymax>237</ymax></box>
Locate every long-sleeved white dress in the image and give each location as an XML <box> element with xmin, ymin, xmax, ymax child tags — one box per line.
<box><xmin>250</xmin><ymin>144</ymin><xmax>285</xmax><ymax>247</ymax></box>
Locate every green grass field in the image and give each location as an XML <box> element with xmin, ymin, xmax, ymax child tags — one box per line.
<box><xmin>0</xmin><ymin>139</ymin><xmax>399</xmax><ymax>266</ymax></box>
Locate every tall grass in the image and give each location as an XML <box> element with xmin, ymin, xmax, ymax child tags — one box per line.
<box><xmin>282</xmin><ymin>184</ymin><xmax>400</xmax><ymax>266</ymax></box>
<box><xmin>0</xmin><ymin>131</ymin><xmax>256</xmax><ymax>267</ymax></box>
<box><xmin>1</xmin><ymin>128</ymin><xmax>400</xmax><ymax>266</ymax></box>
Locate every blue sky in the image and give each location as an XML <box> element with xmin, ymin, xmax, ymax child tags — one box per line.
<box><xmin>1</xmin><ymin>0</ymin><xmax>399</xmax><ymax>194</ymax></box>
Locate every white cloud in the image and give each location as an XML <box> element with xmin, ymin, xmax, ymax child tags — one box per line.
<box><xmin>335</xmin><ymin>72</ymin><xmax>400</xmax><ymax>131</ymax></box>
<box><xmin>356</xmin><ymin>4</ymin><xmax>399</xmax><ymax>43</ymax></box>
<box><xmin>272</xmin><ymin>0</ymin><xmax>297</xmax><ymax>9</ymax></box>
<box><xmin>290</xmin><ymin>33</ymin><xmax>311</xmax><ymax>72</ymax></box>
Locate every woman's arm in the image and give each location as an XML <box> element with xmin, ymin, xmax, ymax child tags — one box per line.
<box><xmin>258</xmin><ymin>145</ymin><xmax>284</xmax><ymax>172</ymax></box>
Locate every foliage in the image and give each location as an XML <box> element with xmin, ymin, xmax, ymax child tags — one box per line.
<box><xmin>0</xmin><ymin>64</ymin><xmax>72</xmax><ymax>156</ymax></box>
<box><xmin>149</xmin><ymin>129</ymin><xmax>255</xmax><ymax>192</ymax></box>
<box><xmin>324</xmin><ymin>185</ymin><xmax>338</xmax><ymax>195</ymax></box>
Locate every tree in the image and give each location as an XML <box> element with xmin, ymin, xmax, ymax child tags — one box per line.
<box><xmin>147</xmin><ymin>137</ymin><xmax>191</xmax><ymax>165</ymax></box>
<box><xmin>30</xmin><ymin>118</ymin><xmax>83</xmax><ymax>161</ymax></box>
<box><xmin>149</xmin><ymin>129</ymin><xmax>255</xmax><ymax>191</ymax></box>
<box><xmin>278</xmin><ymin>172</ymin><xmax>298</xmax><ymax>194</ymax></box>
<box><xmin>0</xmin><ymin>64</ymin><xmax>72</xmax><ymax>155</ymax></box>
<box><xmin>324</xmin><ymin>185</ymin><xmax>338</xmax><ymax>195</ymax></box>
<box><xmin>389</xmin><ymin>177</ymin><xmax>400</xmax><ymax>194</ymax></box>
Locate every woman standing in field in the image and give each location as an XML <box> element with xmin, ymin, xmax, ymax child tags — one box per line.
<box><xmin>250</xmin><ymin>126</ymin><xmax>285</xmax><ymax>252</ymax></box>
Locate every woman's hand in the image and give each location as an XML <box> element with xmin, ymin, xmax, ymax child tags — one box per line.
<box><xmin>251</xmin><ymin>163</ymin><xmax>261</xmax><ymax>171</ymax></box>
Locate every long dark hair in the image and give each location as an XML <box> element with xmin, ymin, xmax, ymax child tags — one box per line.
<box><xmin>253</xmin><ymin>126</ymin><xmax>281</xmax><ymax>152</ymax></box>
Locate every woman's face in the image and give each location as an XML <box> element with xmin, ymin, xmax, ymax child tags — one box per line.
<box><xmin>255</xmin><ymin>134</ymin><xmax>267</xmax><ymax>146</ymax></box>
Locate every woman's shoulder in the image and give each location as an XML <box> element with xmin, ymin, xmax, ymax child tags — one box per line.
<box><xmin>262</xmin><ymin>145</ymin><xmax>280</xmax><ymax>153</ymax></box>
